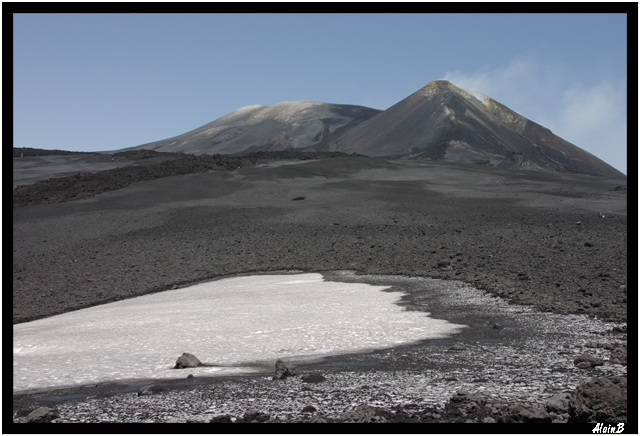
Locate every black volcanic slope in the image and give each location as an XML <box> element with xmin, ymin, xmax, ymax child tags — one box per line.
<box><xmin>331</xmin><ymin>81</ymin><xmax>625</xmax><ymax>179</ymax></box>
<box><xmin>12</xmin><ymin>150</ymin><xmax>362</xmax><ymax>207</ymax></box>
<box><xmin>13</xmin><ymin>154</ymin><xmax>627</xmax><ymax>325</ymax></box>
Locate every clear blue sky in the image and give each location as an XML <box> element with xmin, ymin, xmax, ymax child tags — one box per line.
<box><xmin>13</xmin><ymin>13</ymin><xmax>628</xmax><ymax>174</ymax></box>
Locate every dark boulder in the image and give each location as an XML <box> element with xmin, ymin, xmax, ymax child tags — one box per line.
<box><xmin>444</xmin><ymin>391</ymin><xmax>491</xmax><ymax>422</ymax></box>
<box><xmin>574</xmin><ymin>354</ymin><xmax>604</xmax><ymax>369</ymax></box>
<box><xmin>174</xmin><ymin>352</ymin><xmax>203</xmax><ymax>369</ymax></box>
<box><xmin>26</xmin><ymin>407</ymin><xmax>58</xmax><ymax>423</ymax></box>
<box><xmin>210</xmin><ymin>414</ymin><xmax>234</xmax><ymax>423</ymax></box>
<box><xmin>449</xmin><ymin>391</ymin><xmax>487</xmax><ymax>407</ymax></box>
<box><xmin>545</xmin><ymin>393</ymin><xmax>571</xmax><ymax>414</ymax></box>
<box><xmin>243</xmin><ymin>409</ymin><xmax>270</xmax><ymax>422</ymax></box>
<box><xmin>568</xmin><ymin>376</ymin><xmax>627</xmax><ymax>423</ymax></box>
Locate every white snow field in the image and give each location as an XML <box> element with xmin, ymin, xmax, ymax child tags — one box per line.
<box><xmin>13</xmin><ymin>273</ymin><xmax>467</xmax><ymax>393</ymax></box>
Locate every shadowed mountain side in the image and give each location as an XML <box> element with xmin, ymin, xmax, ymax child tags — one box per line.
<box><xmin>126</xmin><ymin>101</ymin><xmax>381</xmax><ymax>156</ymax></box>
<box><xmin>330</xmin><ymin>81</ymin><xmax>625</xmax><ymax>179</ymax></box>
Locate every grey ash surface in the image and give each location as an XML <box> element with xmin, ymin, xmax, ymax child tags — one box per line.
<box><xmin>12</xmin><ymin>152</ymin><xmax>628</xmax><ymax>425</ymax></box>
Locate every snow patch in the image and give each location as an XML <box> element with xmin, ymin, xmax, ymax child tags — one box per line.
<box><xmin>234</xmin><ymin>104</ymin><xmax>266</xmax><ymax>113</ymax></box>
<box><xmin>13</xmin><ymin>273</ymin><xmax>467</xmax><ymax>393</ymax></box>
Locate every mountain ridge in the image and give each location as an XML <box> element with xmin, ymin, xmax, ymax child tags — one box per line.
<box><xmin>131</xmin><ymin>101</ymin><xmax>381</xmax><ymax>156</ymax></box>
<box><xmin>121</xmin><ymin>80</ymin><xmax>625</xmax><ymax>179</ymax></box>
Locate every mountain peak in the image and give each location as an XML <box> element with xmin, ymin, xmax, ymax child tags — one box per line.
<box><xmin>422</xmin><ymin>80</ymin><xmax>454</xmax><ymax>92</ymax></box>
<box><xmin>421</xmin><ymin>80</ymin><xmax>482</xmax><ymax>102</ymax></box>
<box><xmin>423</xmin><ymin>80</ymin><xmax>470</xmax><ymax>92</ymax></box>
<box><xmin>331</xmin><ymin>81</ymin><xmax>624</xmax><ymax>178</ymax></box>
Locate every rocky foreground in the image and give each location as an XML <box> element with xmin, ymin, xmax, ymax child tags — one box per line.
<box><xmin>13</xmin><ymin>342</ymin><xmax>628</xmax><ymax>425</ymax></box>
<box><xmin>13</xmin><ymin>276</ymin><xmax>628</xmax><ymax>427</ymax></box>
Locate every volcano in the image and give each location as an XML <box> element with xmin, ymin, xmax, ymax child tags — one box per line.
<box><xmin>123</xmin><ymin>81</ymin><xmax>624</xmax><ymax>179</ymax></box>
<box><xmin>330</xmin><ymin>81</ymin><xmax>624</xmax><ymax>178</ymax></box>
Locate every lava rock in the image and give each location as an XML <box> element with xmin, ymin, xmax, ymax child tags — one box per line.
<box><xmin>210</xmin><ymin>414</ymin><xmax>234</xmax><ymax>423</ymax></box>
<box><xmin>546</xmin><ymin>393</ymin><xmax>571</xmax><ymax>414</ymax></box>
<box><xmin>301</xmin><ymin>405</ymin><xmax>317</xmax><ymax>413</ymax></box>
<box><xmin>26</xmin><ymin>407</ymin><xmax>58</xmax><ymax>423</ymax></box>
<box><xmin>574</xmin><ymin>354</ymin><xmax>604</xmax><ymax>369</ymax></box>
<box><xmin>273</xmin><ymin>358</ymin><xmax>295</xmax><ymax>380</ymax></box>
<box><xmin>301</xmin><ymin>373</ymin><xmax>326</xmax><ymax>383</ymax></box>
<box><xmin>174</xmin><ymin>352</ymin><xmax>203</xmax><ymax>369</ymax></box>
<box><xmin>444</xmin><ymin>391</ymin><xmax>490</xmax><ymax>421</ymax></box>
<box><xmin>243</xmin><ymin>409</ymin><xmax>270</xmax><ymax>422</ymax></box>
<box><xmin>568</xmin><ymin>376</ymin><xmax>627</xmax><ymax>423</ymax></box>
<box><xmin>502</xmin><ymin>405</ymin><xmax>552</xmax><ymax>423</ymax></box>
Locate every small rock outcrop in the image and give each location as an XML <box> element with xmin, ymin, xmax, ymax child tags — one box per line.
<box><xmin>26</xmin><ymin>407</ymin><xmax>58</xmax><ymax>423</ymax></box>
<box><xmin>568</xmin><ymin>376</ymin><xmax>627</xmax><ymax>423</ymax></box>
<box><xmin>273</xmin><ymin>359</ymin><xmax>295</xmax><ymax>380</ymax></box>
<box><xmin>241</xmin><ymin>409</ymin><xmax>270</xmax><ymax>422</ymax></box>
<box><xmin>545</xmin><ymin>393</ymin><xmax>571</xmax><ymax>414</ymax></box>
<box><xmin>174</xmin><ymin>352</ymin><xmax>203</xmax><ymax>369</ymax></box>
<box><xmin>443</xmin><ymin>391</ymin><xmax>492</xmax><ymax>422</ymax></box>
<box><xmin>574</xmin><ymin>354</ymin><xmax>604</xmax><ymax>369</ymax></box>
